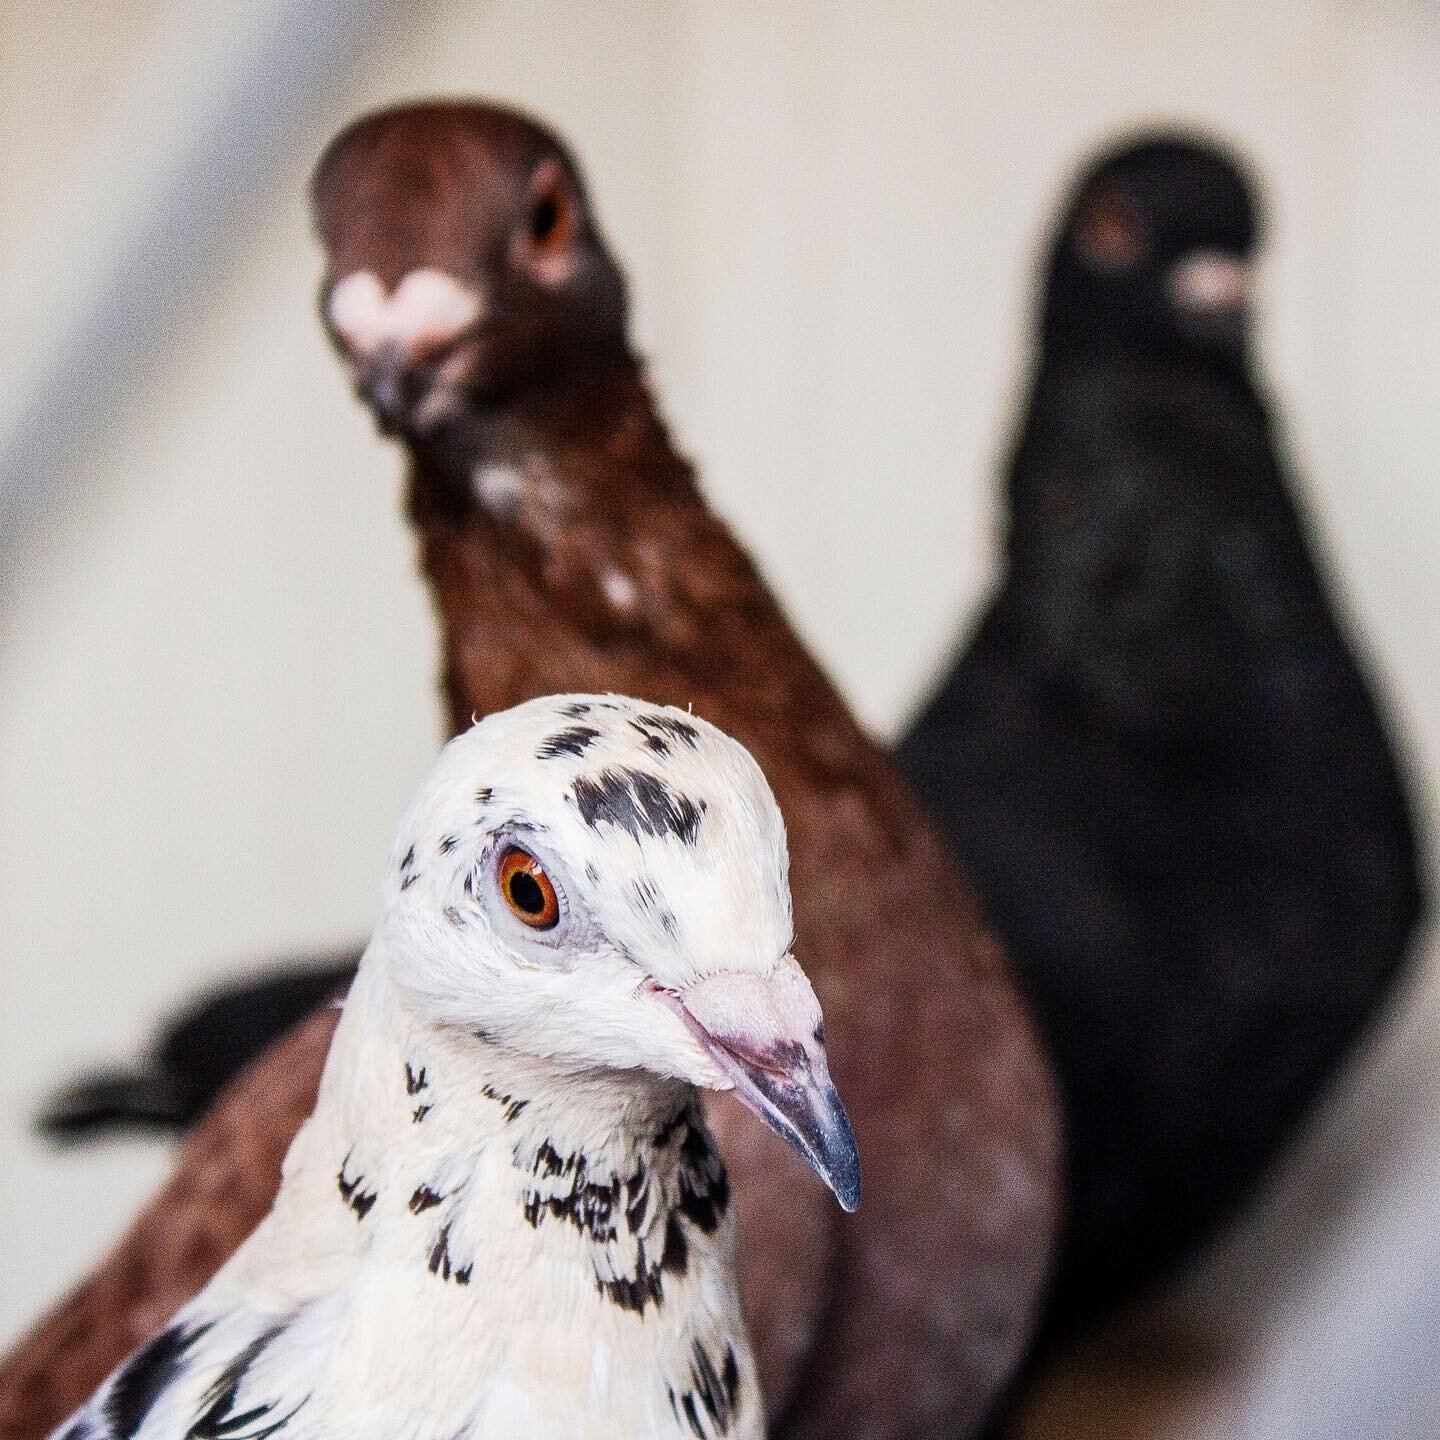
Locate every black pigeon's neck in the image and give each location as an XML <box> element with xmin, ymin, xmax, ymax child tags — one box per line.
<box><xmin>1042</xmin><ymin>328</ymin><xmax>1254</xmax><ymax>388</ymax></box>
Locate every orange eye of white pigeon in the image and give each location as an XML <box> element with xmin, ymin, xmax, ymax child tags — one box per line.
<box><xmin>498</xmin><ymin>847</ymin><xmax>560</xmax><ymax>929</ymax></box>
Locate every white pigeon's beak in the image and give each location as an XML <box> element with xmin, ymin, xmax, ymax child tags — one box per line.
<box><xmin>650</xmin><ymin>959</ymin><xmax>861</xmax><ymax>1213</ymax></box>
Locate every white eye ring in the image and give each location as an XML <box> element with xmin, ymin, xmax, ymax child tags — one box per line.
<box><xmin>474</xmin><ymin>831</ymin><xmax>581</xmax><ymax>958</ymax></box>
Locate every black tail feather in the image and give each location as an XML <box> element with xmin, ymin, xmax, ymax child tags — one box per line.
<box><xmin>35</xmin><ymin>953</ymin><xmax>361</xmax><ymax>1140</ymax></box>
<box><xmin>38</xmin><ymin>1070</ymin><xmax>202</xmax><ymax>1138</ymax></box>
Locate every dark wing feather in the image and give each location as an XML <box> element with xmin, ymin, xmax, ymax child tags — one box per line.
<box><xmin>0</xmin><ymin>1011</ymin><xmax>337</xmax><ymax>1440</ymax></box>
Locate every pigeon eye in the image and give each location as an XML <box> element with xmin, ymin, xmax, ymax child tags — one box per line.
<box><xmin>498</xmin><ymin>846</ymin><xmax>560</xmax><ymax>929</ymax></box>
<box><xmin>515</xmin><ymin>160</ymin><xmax>578</xmax><ymax>283</ymax></box>
<box><xmin>530</xmin><ymin>196</ymin><xmax>560</xmax><ymax>244</ymax></box>
<box><xmin>1074</xmin><ymin>184</ymin><xmax>1146</xmax><ymax>271</ymax></box>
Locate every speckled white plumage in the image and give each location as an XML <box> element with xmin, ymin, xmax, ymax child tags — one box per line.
<box><xmin>51</xmin><ymin>694</ymin><xmax>859</xmax><ymax>1440</ymax></box>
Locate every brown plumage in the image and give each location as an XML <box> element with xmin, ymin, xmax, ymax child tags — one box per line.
<box><xmin>0</xmin><ymin>1009</ymin><xmax>338</xmax><ymax>1439</ymax></box>
<box><xmin>0</xmin><ymin>101</ymin><xmax>1059</xmax><ymax>1440</ymax></box>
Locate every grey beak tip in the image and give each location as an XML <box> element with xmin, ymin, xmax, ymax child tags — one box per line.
<box><xmin>797</xmin><ymin>1084</ymin><xmax>861</xmax><ymax>1214</ymax></box>
<box><xmin>825</xmin><ymin>1110</ymin><xmax>862</xmax><ymax>1214</ymax></box>
<box><xmin>735</xmin><ymin>1064</ymin><xmax>863</xmax><ymax>1215</ymax></box>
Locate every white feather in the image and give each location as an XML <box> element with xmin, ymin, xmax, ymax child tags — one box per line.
<box><xmin>54</xmin><ymin>695</ymin><xmax>797</xmax><ymax>1440</ymax></box>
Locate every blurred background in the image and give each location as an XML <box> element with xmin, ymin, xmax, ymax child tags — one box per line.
<box><xmin>1</xmin><ymin>2</ymin><xmax>1437</xmax><ymax>1435</ymax></box>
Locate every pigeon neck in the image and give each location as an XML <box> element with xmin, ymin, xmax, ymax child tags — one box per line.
<box><xmin>318</xmin><ymin>949</ymin><xmax>697</xmax><ymax>1181</ymax></box>
<box><xmin>388</xmin><ymin>342</ymin><xmax>880</xmax><ymax>788</ymax></box>
<box><xmin>209</xmin><ymin>950</ymin><xmax>752</xmax><ymax>1437</ymax></box>
<box><xmin>246</xmin><ymin>947</ymin><xmax>737</xmax><ymax>1305</ymax></box>
<box><xmin>1040</xmin><ymin>328</ymin><xmax>1255</xmax><ymax>394</ymax></box>
<box><xmin>403</xmin><ymin>353</ymin><xmax>659</xmax><ymax>524</ymax></box>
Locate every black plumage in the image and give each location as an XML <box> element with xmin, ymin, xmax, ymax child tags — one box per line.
<box><xmin>37</xmin><ymin>957</ymin><xmax>358</xmax><ymax>1137</ymax></box>
<box><xmin>899</xmin><ymin>132</ymin><xmax>1426</xmax><ymax>1333</ymax></box>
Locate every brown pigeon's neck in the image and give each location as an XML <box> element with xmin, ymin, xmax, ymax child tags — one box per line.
<box><xmin>401</xmin><ymin>372</ymin><xmax>722</xmax><ymax>648</ymax></box>
<box><xmin>392</xmin><ymin>349</ymin><xmax>891</xmax><ymax>836</ymax></box>
<box><xmin>405</xmin><ymin>357</ymin><xmax>670</xmax><ymax>521</ymax></box>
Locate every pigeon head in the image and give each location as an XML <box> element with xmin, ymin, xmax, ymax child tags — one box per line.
<box><xmin>378</xmin><ymin>693</ymin><xmax>860</xmax><ymax>1212</ymax></box>
<box><xmin>311</xmin><ymin>100</ymin><xmax>628</xmax><ymax>437</ymax></box>
<box><xmin>1043</xmin><ymin>131</ymin><xmax>1261</xmax><ymax>359</ymax></box>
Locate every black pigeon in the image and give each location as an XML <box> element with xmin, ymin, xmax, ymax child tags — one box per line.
<box><xmin>899</xmin><ymin>131</ymin><xmax>1426</xmax><ymax>1334</ymax></box>
<box><xmin>38</xmin><ymin>955</ymin><xmax>359</xmax><ymax>1137</ymax></box>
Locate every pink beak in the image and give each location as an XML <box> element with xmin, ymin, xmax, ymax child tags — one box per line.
<box><xmin>653</xmin><ymin>962</ymin><xmax>860</xmax><ymax>1214</ymax></box>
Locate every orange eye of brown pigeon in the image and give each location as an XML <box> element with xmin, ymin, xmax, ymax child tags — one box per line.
<box><xmin>498</xmin><ymin>846</ymin><xmax>560</xmax><ymax>929</ymax></box>
<box><xmin>530</xmin><ymin>195</ymin><xmax>560</xmax><ymax>244</ymax></box>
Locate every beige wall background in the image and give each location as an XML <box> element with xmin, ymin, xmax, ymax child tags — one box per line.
<box><xmin>2</xmin><ymin>3</ymin><xmax>1437</xmax><ymax>1435</ymax></box>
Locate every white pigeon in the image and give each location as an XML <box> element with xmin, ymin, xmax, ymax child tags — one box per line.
<box><xmin>51</xmin><ymin>693</ymin><xmax>859</xmax><ymax>1440</ymax></box>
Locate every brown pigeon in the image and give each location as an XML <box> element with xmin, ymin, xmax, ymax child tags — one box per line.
<box><xmin>0</xmin><ymin>101</ymin><xmax>1059</xmax><ymax>1440</ymax></box>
